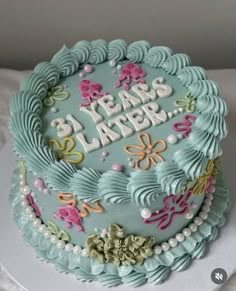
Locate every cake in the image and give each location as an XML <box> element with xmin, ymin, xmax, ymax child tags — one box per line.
<box><xmin>9</xmin><ymin>39</ymin><xmax>230</xmax><ymax>287</ymax></box>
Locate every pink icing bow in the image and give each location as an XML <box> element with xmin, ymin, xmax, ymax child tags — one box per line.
<box><xmin>27</xmin><ymin>193</ymin><xmax>41</xmax><ymax>217</ymax></box>
<box><xmin>143</xmin><ymin>190</ymin><xmax>192</xmax><ymax>230</ymax></box>
<box><xmin>173</xmin><ymin>114</ymin><xmax>196</xmax><ymax>138</ymax></box>
<box><xmin>114</xmin><ymin>63</ymin><xmax>146</xmax><ymax>90</ymax></box>
<box><xmin>79</xmin><ymin>79</ymin><xmax>108</xmax><ymax>107</ymax></box>
<box><xmin>53</xmin><ymin>205</ymin><xmax>84</xmax><ymax>232</ymax></box>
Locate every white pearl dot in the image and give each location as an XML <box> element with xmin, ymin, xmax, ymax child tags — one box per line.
<box><xmin>173</xmin><ymin>109</ymin><xmax>179</xmax><ymax>115</ymax></box>
<box><xmin>176</xmin><ymin>233</ymin><xmax>185</xmax><ymax>242</ymax></box>
<box><xmin>194</xmin><ymin>217</ymin><xmax>203</xmax><ymax>226</ymax></box>
<box><xmin>168</xmin><ymin>112</ymin><xmax>173</xmax><ymax>119</ymax></box>
<box><xmin>199</xmin><ymin>211</ymin><xmax>208</xmax><ymax>220</ymax></box>
<box><xmin>19</xmin><ymin>180</ymin><xmax>25</xmax><ymax>187</ymax></box>
<box><xmin>177</xmin><ymin>133</ymin><xmax>183</xmax><ymax>139</ymax></box>
<box><xmin>38</xmin><ymin>225</ymin><xmax>47</xmax><ymax>233</ymax></box>
<box><xmin>21</xmin><ymin>200</ymin><xmax>29</xmax><ymax>207</ymax></box>
<box><xmin>182</xmin><ymin>228</ymin><xmax>192</xmax><ymax>237</ymax></box>
<box><xmin>28</xmin><ymin>212</ymin><xmax>36</xmax><ymax>220</ymax></box>
<box><xmin>128</xmin><ymin>161</ymin><xmax>134</xmax><ymax>167</ymax></box>
<box><xmin>109</xmin><ymin>59</ymin><xmax>117</xmax><ymax>67</ymax></box>
<box><xmin>50</xmin><ymin>235</ymin><xmax>58</xmax><ymax>244</ymax></box>
<box><xmin>22</xmin><ymin>185</ymin><xmax>31</xmax><ymax>195</ymax></box>
<box><xmin>206</xmin><ymin>193</ymin><xmax>214</xmax><ymax>200</ymax></box>
<box><xmin>25</xmin><ymin>206</ymin><xmax>34</xmax><ymax>214</ymax></box>
<box><xmin>212</xmin><ymin>178</ymin><xmax>216</xmax><ymax>184</ymax></box>
<box><xmin>20</xmin><ymin>194</ymin><xmax>26</xmax><ymax>200</ymax></box>
<box><xmin>202</xmin><ymin>205</ymin><xmax>210</xmax><ymax>213</ymax></box>
<box><xmin>33</xmin><ymin>218</ymin><xmax>41</xmax><ymax>227</ymax></box>
<box><xmin>153</xmin><ymin>245</ymin><xmax>162</xmax><ymax>255</ymax></box>
<box><xmin>141</xmin><ymin>208</ymin><xmax>152</xmax><ymax>219</ymax></box>
<box><xmin>79</xmin><ymin>71</ymin><xmax>85</xmax><ymax>78</ymax></box>
<box><xmin>73</xmin><ymin>245</ymin><xmax>82</xmax><ymax>255</ymax></box>
<box><xmin>185</xmin><ymin>211</ymin><xmax>193</xmax><ymax>219</ymax></box>
<box><xmin>161</xmin><ymin>242</ymin><xmax>170</xmax><ymax>252</ymax></box>
<box><xmin>81</xmin><ymin>248</ymin><xmax>89</xmax><ymax>257</ymax></box>
<box><xmin>210</xmin><ymin>186</ymin><xmax>216</xmax><ymax>193</ymax></box>
<box><xmin>19</xmin><ymin>174</ymin><xmax>25</xmax><ymax>179</ymax></box>
<box><xmin>117</xmin><ymin>64</ymin><xmax>122</xmax><ymax>70</ymax></box>
<box><xmin>56</xmin><ymin>240</ymin><xmax>65</xmax><ymax>249</ymax></box>
<box><xmin>167</xmin><ymin>134</ymin><xmax>178</xmax><ymax>145</ymax></box>
<box><xmin>189</xmin><ymin>223</ymin><xmax>198</xmax><ymax>232</ymax></box>
<box><xmin>204</xmin><ymin>198</ymin><xmax>212</xmax><ymax>206</ymax></box>
<box><xmin>168</xmin><ymin>238</ymin><xmax>178</xmax><ymax>248</ymax></box>
<box><xmin>178</xmin><ymin>107</ymin><xmax>184</xmax><ymax>113</ymax></box>
<box><xmin>50</xmin><ymin>107</ymin><xmax>58</xmax><ymax>113</ymax></box>
<box><xmin>65</xmin><ymin>243</ymin><xmax>74</xmax><ymax>252</ymax></box>
<box><xmin>44</xmin><ymin>230</ymin><xmax>52</xmax><ymax>239</ymax></box>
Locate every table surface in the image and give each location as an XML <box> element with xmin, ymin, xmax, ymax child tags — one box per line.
<box><xmin>0</xmin><ymin>69</ymin><xmax>236</xmax><ymax>291</ymax></box>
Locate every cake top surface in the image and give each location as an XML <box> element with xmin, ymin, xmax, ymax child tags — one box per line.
<box><xmin>9</xmin><ymin>39</ymin><xmax>228</xmax><ymax>200</ymax></box>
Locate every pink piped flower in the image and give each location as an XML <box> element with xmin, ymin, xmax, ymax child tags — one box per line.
<box><xmin>143</xmin><ymin>190</ymin><xmax>192</xmax><ymax>230</ymax></box>
<box><xmin>78</xmin><ymin>79</ymin><xmax>108</xmax><ymax>107</ymax></box>
<box><xmin>53</xmin><ymin>205</ymin><xmax>84</xmax><ymax>232</ymax></box>
<box><xmin>114</xmin><ymin>63</ymin><xmax>146</xmax><ymax>90</ymax></box>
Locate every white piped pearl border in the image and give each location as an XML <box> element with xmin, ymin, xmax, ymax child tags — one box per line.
<box><xmin>18</xmin><ymin>172</ymin><xmax>86</xmax><ymax>256</ymax></box>
<box><xmin>153</xmin><ymin>188</ymin><xmax>214</xmax><ymax>256</ymax></box>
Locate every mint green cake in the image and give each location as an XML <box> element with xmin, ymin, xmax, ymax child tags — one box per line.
<box><xmin>9</xmin><ymin>40</ymin><xmax>230</xmax><ymax>287</ymax></box>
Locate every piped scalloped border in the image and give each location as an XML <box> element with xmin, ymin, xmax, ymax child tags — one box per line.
<box><xmin>10</xmin><ymin>164</ymin><xmax>230</xmax><ymax>287</ymax></box>
<box><xmin>9</xmin><ymin>40</ymin><xmax>228</xmax><ymax>204</ymax></box>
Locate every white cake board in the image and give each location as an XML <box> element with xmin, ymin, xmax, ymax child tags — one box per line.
<box><xmin>0</xmin><ymin>132</ymin><xmax>236</xmax><ymax>291</ymax></box>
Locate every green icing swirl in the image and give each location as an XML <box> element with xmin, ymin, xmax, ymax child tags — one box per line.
<box><xmin>188</xmin><ymin>127</ymin><xmax>221</xmax><ymax>159</ymax></box>
<box><xmin>88</xmin><ymin>39</ymin><xmax>107</xmax><ymax>64</ymax></box>
<box><xmin>197</xmin><ymin>94</ymin><xmax>228</xmax><ymax>116</ymax></box>
<box><xmin>26</xmin><ymin>146</ymin><xmax>55</xmax><ymax>175</ymax></box>
<box><xmin>9</xmin><ymin>111</ymin><xmax>42</xmax><ymax>136</ymax></box>
<box><xmin>98</xmin><ymin>171</ymin><xmax>130</xmax><ymax>204</ymax></box>
<box><xmin>162</xmin><ymin>54</ymin><xmax>191</xmax><ymax>74</ymax></box>
<box><xmin>20</xmin><ymin>73</ymin><xmax>48</xmax><ymax>99</ymax></box>
<box><xmin>195</xmin><ymin>112</ymin><xmax>227</xmax><ymax>140</ymax></box>
<box><xmin>173</xmin><ymin>148</ymin><xmax>208</xmax><ymax>179</ymax></box>
<box><xmin>45</xmin><ymin>160</ymin><xmax>77</xmax><ymax>192</ymax></box>
<box><xmin>155</xmin><ymin>161</ymin><xmax>188</xmax><ymax>195</ymax></box>
<box><xmin>108</xmin><ymin>39</ymin><xmax>128</xmax><ymax>61</ymax></box>
<box><xmin>146</xmin><ymin>266</ymin><xmax>171</xmax><ymax>284</ymax></box>
<box><xmin>128</xmin><ymin>171</ymin><xmax>162</xmax><ymax>206</ymax></box>
<box><xmin>86</xmin><ymin>224</ymin><xmax>155</xmax><ymax>266</ymax></box>
<box><xmin>51</xmin><ymin>45</ymin><xmax>79</xmax><ymax>77</ymax></box>
<box><xmin>10</xmin><ymin>91</ymin><xmax>42</xmax><ymax>115</ymax></box>
<box><xmin>13</xmin><ymin>131</ymin><xmax>46</xmax><ymax>157</ymax></box>
<box><xmin>127</xmin><ymin>40</ymin><xmax>151</xmax><ymax>63</ymax></box>
<box><xmin>170</xmin><ymin>254</ymin><xmax>191</xmax><ymax>272</ymax></box>
<box><xmin>144</xmin><ymin>46</ymin><xmax>173</xmax><ymax>67</ymax></box>
<box><xmin>71</xmin><ymin>168</ymin><xmax>101</xmax><ymax>202</ymax></box>
<box><xmin>191</xmin><ymin>240</ymin><xmax>206</xmax><ymax>259</ymax></box>
<box><xmin>188</xmin><ymin>80</ymin><xmax>219</xmax><ymax>98</ymax></box>
<box><xmin>34</xmin><ymin>62</ymin><xmax>60</xmax><ymax>88</ymax></box>
<box><xmin>177</xmin><ymin>66</ymin><xmax>207</xmax><ymax>87</ymax></box>
<box><xmin>71</xmin><ymin>40</ymin><xmax>91</xmax><ymax>63</ymax></box>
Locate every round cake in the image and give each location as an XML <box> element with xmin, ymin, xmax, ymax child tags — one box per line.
<box><xmin>9</xmin><ymin>39</ymin><xmax>230</xmax><ymax>287</ymax></box>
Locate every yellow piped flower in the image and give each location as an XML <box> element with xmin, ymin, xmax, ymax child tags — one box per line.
<box><xmin>192</xmin><ymin>159</ymin><xmax>218</xmax><ymax>195</ymax></box>
<box><xmin>124</xmin><ymin>132</ymin><xmax>167</xmax><ymax>170</ymax></box>
<box><xmin>49</xmin><ymin>137</ymin><xmax>84</xmax><ymax>165</ymax></box>
<box><xmin>174</xmin><ymin>93</ymin><xmax>197</xmax><ymax>113</ymax></box>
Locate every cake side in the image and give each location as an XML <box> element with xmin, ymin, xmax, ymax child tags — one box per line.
<box><xmin>10</xmin><ymin>161</ymin><xmax>230</xmax><ymax>286</ymax></box>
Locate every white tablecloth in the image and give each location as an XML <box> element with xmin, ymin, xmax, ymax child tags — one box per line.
<box><xmin>0</xmin><ymin>69</ymin><xmax>236</xmax><ymax>291</ymax></box>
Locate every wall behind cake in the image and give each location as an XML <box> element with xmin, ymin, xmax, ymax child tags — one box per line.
<box><xmin>0</xmin><ymin>0</ymin><xmax>235</xmax><ymax>70</ymax></box>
